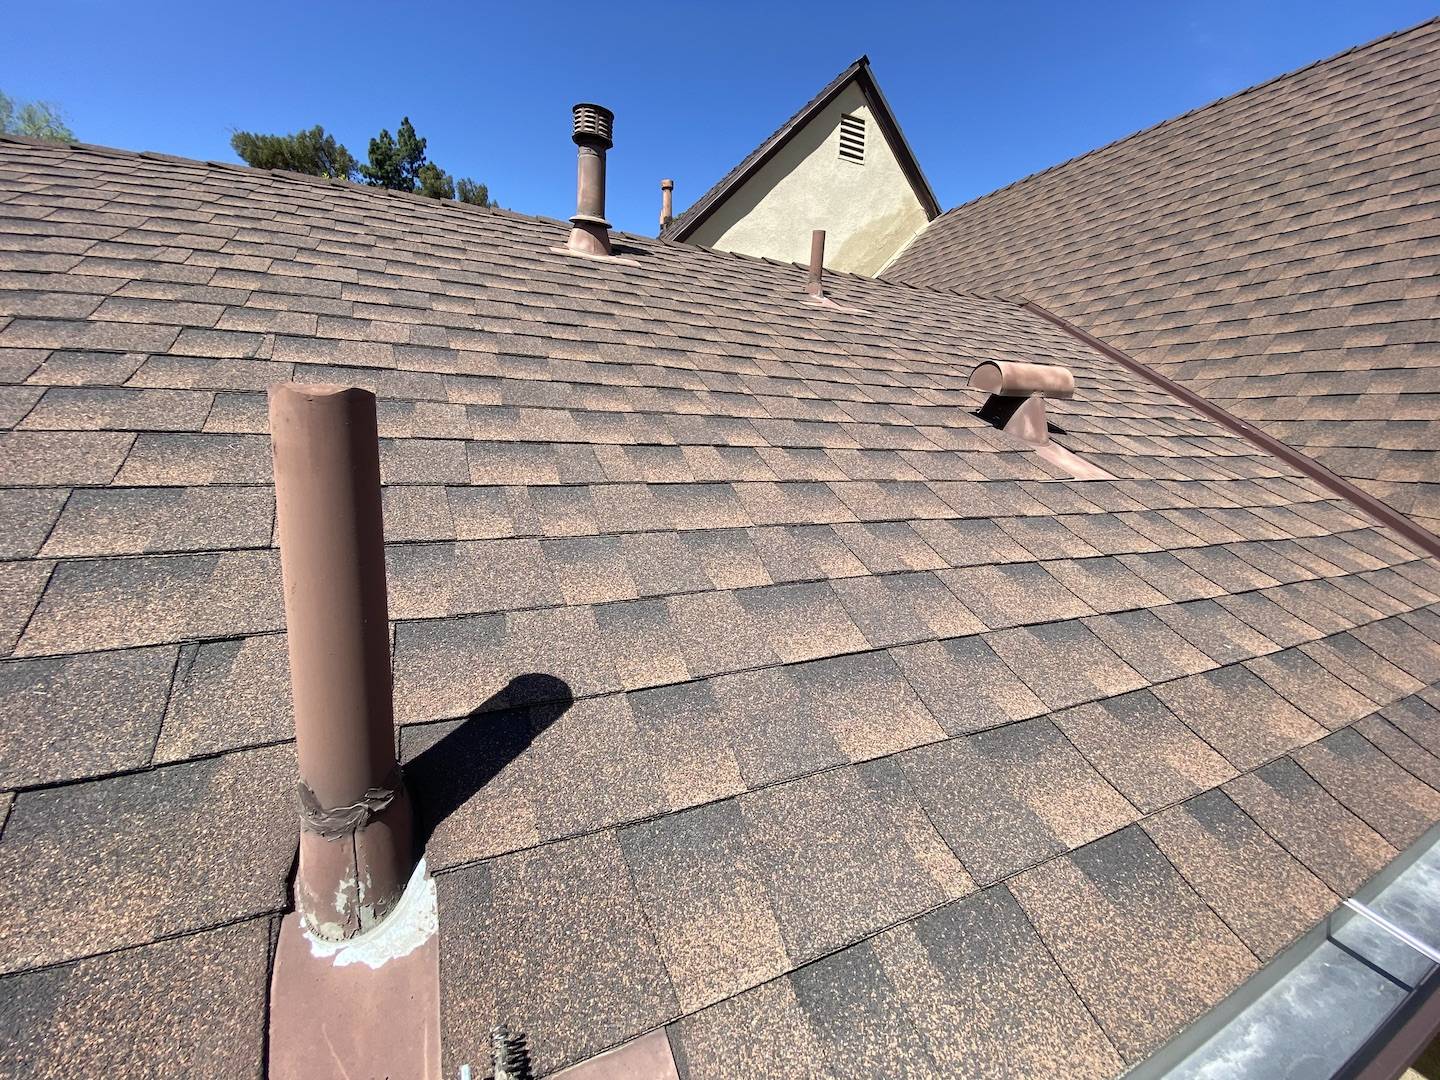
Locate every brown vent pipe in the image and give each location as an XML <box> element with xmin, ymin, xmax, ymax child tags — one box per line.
<box><xmin>659</xmin><ymin>178</ymin><xmax>674</xmax><ymax>232</ymax></box>
<box><xmin>807</xmin><ymin>230</ymin><xmax>826</xmax><ymax>297</ymax></box>
<box><xmin>568</xmin><ymin>103</ymin><xmax>614</xmax><ymax>256</ymax></box>
<box><xmin>269</xmin><ymin>383</ymin><xmax>413</xmax><ymax>942</ymax></box>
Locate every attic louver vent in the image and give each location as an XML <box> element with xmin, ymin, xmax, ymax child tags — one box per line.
<box><xmin>839</xmin><ymin>113</ymin><xmax>865</xmax><ymax>163</ymax></box>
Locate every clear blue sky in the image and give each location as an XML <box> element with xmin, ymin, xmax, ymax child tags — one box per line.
<box><xmin>6</xmin><ymin>2</ymin><xmax>1434</xmax><ymax>236</ymax></box>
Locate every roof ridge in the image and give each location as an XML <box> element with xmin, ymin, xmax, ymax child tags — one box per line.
<box><xmin>0</xmin><ymin>131</ymin><xmax>565</xmax><ymax>228</ymax></box>
<box><xmin>932</xmin><ymin>15</ymin><xmax>1440</xmax><ymax>220</ymax></box>
<box><xmin>0</xmin><ymin>131</ymin><xmax>1007</xmax><ymax>304</ymax></box>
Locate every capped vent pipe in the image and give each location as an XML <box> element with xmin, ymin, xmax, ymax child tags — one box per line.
<box><xmin>659</xmin><ymin>178</ymin><xmax>674</xmax><ymax>233</ymax></box>
<box><xmin>568</xmin><ymin>103</ymin><xmax>614</xmax><ymax>256</ymax></box>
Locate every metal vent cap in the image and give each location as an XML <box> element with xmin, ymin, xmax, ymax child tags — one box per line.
<box><xmin>572</xmin><ymin>103</ymin><xmax>614</xmax><ymax>148</ymax></box>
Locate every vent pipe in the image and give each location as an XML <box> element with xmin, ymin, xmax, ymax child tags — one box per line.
<box><xmin>659</xmin><ymin>178</ymin><xmax>674</xmax><ymax>232</ymax></box>
<box><xmin>807</xmin><ymin>229</ymin><xmax>826</xmax><ymax>297</ymax></box>
<box><xmin>269</xmin><ymin>383</ymin><xmax>414</xmax><ymax>941</ymax></box>
<box><xmin>568</xmin><ymin>103</ymin><xmax>614</xmax><ymax>256</ymax></box>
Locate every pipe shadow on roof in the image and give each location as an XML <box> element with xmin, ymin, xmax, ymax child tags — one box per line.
<box><xmin>400</xmin><ymin>673</ymin><xmax>574</xmax><ymax>852</ymax></box>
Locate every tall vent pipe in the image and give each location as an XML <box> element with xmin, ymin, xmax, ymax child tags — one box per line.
<box><xmin>568</xmin><ymin>103</ymin><xmax>614</xmax><ymax>256</ymax></box>
<box><xmin>659</xmin><ymin>178</ymin><xmax>674</xmax><ymax>233</ymax></box>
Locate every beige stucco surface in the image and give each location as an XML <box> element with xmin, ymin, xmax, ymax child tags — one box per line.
<box><xmin>686</xmin><ymin>83</ymin><xmax>930</xmax><ymax>277</ymax></box>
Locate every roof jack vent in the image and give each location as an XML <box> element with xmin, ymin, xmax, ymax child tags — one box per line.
<box><xmin>802</xmin><ymin>229</ymin><xmax>866</xmax><ymax>314</ymax></box>
<box><xmin>969</xmin><ymin>360</ymin><xmax>1113</xmax><ymax>481</ymax></box>
<box><xmin>659</xmin><ymin>178</ymin><xmax>674</xmax><ymax>234</ymax></box>
<box><xmin>567</xmin><ymin>103</ymin><xmax>614</xmax><ymax>257</ymax></box>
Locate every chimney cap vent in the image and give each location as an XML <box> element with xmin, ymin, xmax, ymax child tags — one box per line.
<box><xmin>572</xmin><ymin>103</ymin><xmax>614</xmax><ymax>149</ymax></box>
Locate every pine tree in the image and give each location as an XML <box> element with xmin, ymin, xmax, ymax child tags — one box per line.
<box><xmin>230</xmin><ymin>126</ymin><xmax>357</xmax><ymax>180</ymax></box>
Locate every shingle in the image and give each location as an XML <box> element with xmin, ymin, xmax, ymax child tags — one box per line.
<box><xmin>1223</xmin><ymin>756</ymin><xmax>1397</xmax><ymax>894</ymax></box>
<box><xmin>752</xmin><ymin>523</ymin><xmax>868</xmax><ymax>581</ymax></box>
<box><xmin>1153</xmin><ymin>665</ymin><xmax>1325</xmax><ymax>770</ymax></box>
<box><xmin>997</xmin><ymin>516</ymin><xmax>1101</xmax><ymax>559</ymax></box>
<box><xmin>0</xmin><ymin>560</ymin><xmax>51</xmax><ymax>655</ymax></box>
<box><xmin>1380</xmin><ymin>692</ymin><xmax>1440</xmax><ymax>757</ymax></box>
<box><xmin>518</xmin><ymin>692</ymin><xmax>668</xmax><ymax>842</ymax></box>
<box><xmin>830</xmin><ymin>570</ymin><xmax>982</xmax><ymax>648</ymax></box>
<box><xmin>1117</xmin><ymin>551</ymin><xmax>1226</xmax><ymax>601</ymax></box>
<box><xmin>19</xmin><ymin>386</ymin><xmax>213</xmax><ymax>432</ymax></box>
<box><xmin>155</xmin><ymin>633</ymin><xmax>293</xmax><ymax>763</ymax></box>
<box><xmin>1293</xmin><ymin>728</ymin><xmax>1440</xmax><ymax>848</ymax></box>
<box><xmin>626</xmin><ymin>680</ymin><xmax>747</xmax><ymax>811</ymax></box>
<box><xmin>1303</xmin><ymin>632</ymin><xmax>1424</xmax><ymax>703</ymax></box>
<box><xmin>114</xmin><ymin>432</ymin><xmax>270</xmax><ymax>485</ymax></box>
<box><xmin>392</xmin><ymin>607</ymin><xmax>616</xmax><ymax>725</ymax></box>
<box><xmin>709</xmin><ymin>666</ymin><xmax>846</xmax><ymax>787</ymax></box>
<box><xmin>910</xmin><ymin>516</ymin><xmax>1034</xmax><ymax>566</ymax></box>
<box><xmin>15</xmin><ymin>550</ymin><xmax>284</xmax><ymax>655</ymax></box>
<box><xmin>1054</xmin><ymin>690</ymin><xmax>1236</xmax><ymax>813</ymax></box>
<box><xmin>669</xmin><ymin>977</ymin><xmax>829</xmax><ymax>1080</ymax></box>
<box><xmin>664</xmin><ymin>590</ymin><xmax>779</xmax><ymax>677</ymax></box>
<box><xmin>1244</xmin><ymin>647</ymin><xmax>1377</xmax><ymax>729</ymax></box>
<box><xmin>987</xmin><ymin>620</ymin><xmax>1147</xmax><ymax>709</ymax></box>
<box><xmin>1154</xmin><ymin>598</ymin><xmax>1278</xmax><ymax>664</ymax></box>
<box><xmin>0</xmin><ymin>430</ymin><xmax>133</xmax><ymax>485</ymax></box>
<box><xmin>618</xmin><ymin>799</ymin><xmax>788</xmax><ymax>1012</ymax></box>
<box><xmin>1355</xmin><ymin>713</ymin><xmax>1440</xmax><ymax>791</ymax></box>
<box><xmin>738</xmin><ymin>765</ymin><xmax>968</xmax><ymax>964</ymax></box>
<box><xmin>1143</xmin><ymin>789</ymin><xmax>1336</xmax><ymax>959</ymax></box>
<box><xmin>539</xmin><ymin>535</ymin><xmax>638</xmax><ymax>605</ymax></box>
<box><xmin>40</xmin><ymin>486</ymin><xmax>273</xmax><ymax>556</ymax></box>
<box><xmin>939</xmin><ymin>563</ymin><xmax>1094</xmax><ymax>629</ymax></box>
<box><xmin>1010</xmin><ymin>827</ymin><xmax>1256</xmax><ymax>1063</ymax></box>
<box><xmin>891</xmin><ymin>636</ymin><xmax>1045</xmax><ymax>735</ymax></box>
<box><xmin>381</xmin><ymin>437</ymin><xmax>470</xmax><ymax>485</ymax></box>
<box><xmin>447</xmin><ymin>485</ymin><xmax>538</xmax><ymax>540</ymax></box>
<box><xmin>901</xmin><ymin>718</ymin><xmax>1138</xmax><ymax>884</ymax></box>
<box><xmin>834</xmin><ymin>521</ymin><xmax>947</xmax><ymax>573</ymax></box>
<box><xmin>1041</xmin><ymin>556</ymin><xmax>1169</xmax><ymax>613</ymax></box>
<box><xmin>0</xmin><ymin>645</ymin><xmax>176</xmax><ymax>787</ymax></box>
<box><xmin>1216</xmin><ymin>590</ymin><xmax>1323</xmax><ymax>647</ymax></box>
<box><xmin>438</xmin><ymin>831</ymin><xmax>677</xmax><ymax>1077</ymax></box>
<box><xmin>734</xmin><ymin>580</ymin><xmax>868</xmax><ymax>662</ymax></box>
<box><xmin>791</xmin><ymin>650</ymin><xmax>945</xmax><ymax>761</ymax></box>
<box><xmin>0</xmin><ymin>487</ymin><xmax>66</xmax><ymax>557</ymax></box>
<box><xmin>1083</xmin><ymin>608</ymin><xmax>1215</xmax><ymax>681</ymax></box>
<box><xmin>0</xmin><ymin>919</ymin><xmax>272</xmax><ymax>1080</ymax></box>
<box><xmin>786</xmin><ymin>941</ymin><xmax>939</xmax><ymax>1080</ymax></box>
<box><xmin>386</xmin><ymin>539</ymin><xmax>560</xmax><ymax>619</ymax></box>
<box><xmin>871</xmin><ymin>888</ymin><xmax>1124</xmax><ymax>1080</ymax></box>
<box><xmin>0</xmin><ymin>743</ymin><xmax>295</xmax><ymax>974</ymax></box>
<box><xmin>1351</xmin><ymin>616</ymin><xmax>1440</xmax><ymax>683</ymax></box>
<box><xmin>679</xmin><ymin>528</ymin><xmax>771</xmax><ymax>589</ymax></box>
<box><xmin>381</xmin><ymin>485</ymin><xmax>456</xmax><ymax>542</ymax></box>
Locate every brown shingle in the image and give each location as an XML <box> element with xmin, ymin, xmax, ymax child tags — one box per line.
<box><xmin>1010</xmin><ymin>827</ymin><xmax>1256</xmax><ymax>1062</ymax></box>
<box><xmin>0</xmin><ymin>645</ymin><xmax>176</xmax><ymax>787</ymax></box>
<box><xmin>0</xmin><ymin>918</ymin><xmax>272</xmax><ymax>1079</ymax></box>
<box><xmin>1143</xmin><ymin>789</ymin><xmax>1337</xmax><ymax>959</ymax></box>
<box><xmin>0</xmin><ymin>744</ymin><xmax>295</xmax><ymax>974</ymax></box>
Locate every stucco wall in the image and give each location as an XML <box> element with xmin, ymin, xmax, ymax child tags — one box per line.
<box><xmin>685</xmin><ymin>83</ymin><xmax>930</xmax><ymax>277</ymax></box>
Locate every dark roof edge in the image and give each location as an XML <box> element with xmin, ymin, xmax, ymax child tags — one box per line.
<box><xmin>663</xmin><ymin>56</ymin><xmax>941</xmax><ymax>241</ymax></box>
<box><xmin>1022</xmin><ymin>299</ymin><xmax>1440</xmax><ymax>562</ymax></box>
<box><xmin>928</xmin><ymin>15</ymin><xmax>1440</xmax><ymax>223</ymax></box>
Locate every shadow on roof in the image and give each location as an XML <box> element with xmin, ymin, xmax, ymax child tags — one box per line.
<box><xmin>401</xmin><ymin>673</ymin><xmax>574</xmax><ymax>851</ymax></box>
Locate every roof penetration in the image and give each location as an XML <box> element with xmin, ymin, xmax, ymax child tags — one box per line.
<box><xmin>0</xmin><ymin>131</ymin><xmax>1437</xmax><ymax>1080</ymax></box>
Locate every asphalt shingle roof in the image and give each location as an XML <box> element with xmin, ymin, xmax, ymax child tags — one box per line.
<box><xmin>0</xmin><ymin>132</ymin><xmax>1439</xmax><ymax>1078</ymax></box>
<box><xmin>883</xmin><ymin>18</ymin><xmax>1440</xmax><ymax>534</ymax></box>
